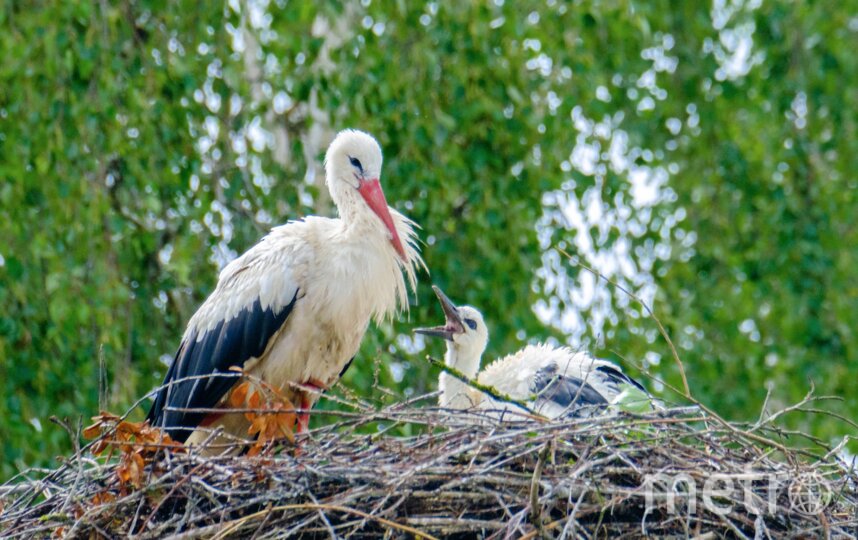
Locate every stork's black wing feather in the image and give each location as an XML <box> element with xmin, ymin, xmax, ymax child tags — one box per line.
<box><xmin>595</xmin><ymin>365</ymin><xmax>648</xmax><ymax>393</ymax></box>
<box><xmin>337</xmin><ymin>355</ymin><xmax>356</xmax><ymax>380</ymax></box>
<box><xmin>531</xmin><ymin>363</ymin><xmax>609</xmax><ymax>416</ymax></box>
<box><xmin>147</xmin><ymin>290</ymin><xmax>299</xmax><ymax>442</ymax></box>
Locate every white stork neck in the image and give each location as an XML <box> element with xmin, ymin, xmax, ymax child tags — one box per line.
<box><xmin>329</xmin><ymin>184</ymin><xmax>398</xmax><ymax>260</ymax></box>
<box><xmin>439</xmin><ymin>345</ymin><xmax>482</xmax><ymax>409</ymax></box>
<box><xmin>331</xmin><ymin>186</ymin><xmax>373</xmax><ymax>229</ymax></box>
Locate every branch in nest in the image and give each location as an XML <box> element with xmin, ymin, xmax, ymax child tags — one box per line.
<box><xmin>425</xmin><ymin>355</ymin><xmax>543</xmax><ymax>418</ymax></box>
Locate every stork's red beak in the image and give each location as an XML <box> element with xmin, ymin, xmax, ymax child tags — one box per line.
<box><xmin>357</xmin><ymin>178</ymin><xmax>407</xmax><ymax>261</ymax></box>
<box><xmin>414</xmin><ymin>286</ymin><xmax>465</xmax><ymax>341</ymax></box>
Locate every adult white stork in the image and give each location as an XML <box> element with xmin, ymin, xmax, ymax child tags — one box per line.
<box><xmin>147</xmin><ymin>129</ymin><xmax>423</xmax><ymax>448</ymax></box>
<box><xmin>415</xmin><ymin>286</ymin><xmax>649</xmax><ymax>418</ymax></box>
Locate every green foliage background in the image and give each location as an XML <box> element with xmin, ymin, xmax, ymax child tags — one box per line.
<box><xmin>1</xmin><ymin>1</ymin><xmax>855</xmax><ymax>478</ymax></box>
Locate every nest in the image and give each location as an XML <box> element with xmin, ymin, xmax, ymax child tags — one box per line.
<box><xmin>1</xmin><ymin>395</ymin><xmax>856</xmax><ymax>539</ymax></box>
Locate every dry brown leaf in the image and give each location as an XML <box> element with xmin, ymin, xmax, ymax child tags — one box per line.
<box><xmin>230</xmin><ymin>381</ymin><xmax>250</xmax><ymax>408</ymax></box>
<box><xmin>247</xmin><ymin>414</ymin><xmax>268</xmax><ymax>436</ymax></box>
<box><xmin>116</xmin><ymin>452</ymin><xmax>145</xmax><ymax>488</ymax></box>
<box><xmin>82</xmin><ymin>423</ymin><xmax>102</xmax><ymax>440</ymax></box>
<box><xmin>91</xmin><ymin>438</ymin><xmax>109</xmax><ymax>456</ymax></box>
<box><xmin>117</xmin><ymin>462</ymin><xmax>131</xmax><ymax>485</ymax></box>
<box><xmin>91</xmin><ymin>491</ymin><xmax>116</xmax><ymax>505</ymax></box>
<box><xmin>84</xmin><ymin>411</ymin><xmax>186</xmax><ymax>488</ymax></box>
<box><xmin>248</xmin><ymin>388</ymin><xmax>262</xmax><ymax>409</ymax></box>
<box><xmin>270</xmin><ymin>405</ymin><xmax>297</xmax><ymax>443</ymax></box>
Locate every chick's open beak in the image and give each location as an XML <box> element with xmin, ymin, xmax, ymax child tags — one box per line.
<box><xmin>414</xmin><ymin>285</ymin><xmax>465</xmax><ymax>341</ymax></box>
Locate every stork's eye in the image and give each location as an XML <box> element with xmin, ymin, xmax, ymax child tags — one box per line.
<box><xmin>349</xmin><ymin>156</ymin><xmax>363</xmax><ymax>172</ymax></box>
<box><xmin>464</xmin><ymin>318</ymin><xmax>477</xmax><ymax>330</ymax></box>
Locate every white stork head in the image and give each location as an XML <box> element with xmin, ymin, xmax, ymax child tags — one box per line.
<box><xmin>324</xmin><ymin>129</ymin><xmax>407</xmax><ymax>260</ymax></box>
<box><xmin>415</xmin><ymin>285</ymin><xmax>488</xmax><ymax>378</ymax></box>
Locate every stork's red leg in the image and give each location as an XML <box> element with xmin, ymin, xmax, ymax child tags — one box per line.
<box><xmin>297</xmin><ymin>395</ymin><xmax>312</xmax><ymax>433</ymax></box>
<box><xmin>295</xmin><ymin>377</ymin><xmax>327</xmax><ymax>433</ymax></box>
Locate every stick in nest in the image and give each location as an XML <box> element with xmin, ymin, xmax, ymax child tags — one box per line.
<box><xmin>425</xmin><ymin>355</ymin><xmax>544</xmax><ymax>418</ymax></box>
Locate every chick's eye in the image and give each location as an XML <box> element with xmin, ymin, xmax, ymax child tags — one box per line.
<box><xmin>349</xmin><ymin>156</ymin><xmax>363</xmax><ymax>172</ymax></box>
<box><xmin>464</xmin><ymin>318</ymin><xmax>477</xmax><ymax>330</ymax></box>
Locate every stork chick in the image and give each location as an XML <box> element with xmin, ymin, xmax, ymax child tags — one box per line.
<box><xmin>415</xmin><ymin>286</ymin><xmax>649</xmax><ymax>418</ymax></box>
<box><xmin>147</xmin><ymin>129</ymin><xmax>423</xmax><ymax>451</ymax></box>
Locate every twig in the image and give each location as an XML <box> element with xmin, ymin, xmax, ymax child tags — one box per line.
<box><xmin>51</xmin><ymin>416</ymin><xmax>84</xmax><ymax>517</ymax></box>
<box><xmin>529</xmin><ymin>442</ymin><xmax>551</xmax><ymax>538</ymax></box>
<box><xmin>557</xmin><ymin>247</ymin><xmax>691</xmax><ymax>398</ymax></box>
<box><xmin>425</xmin><ymin>355</ymin><xmax>543</xmax><ymax>417</ymax></box>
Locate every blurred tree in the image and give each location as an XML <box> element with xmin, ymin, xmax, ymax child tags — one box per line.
<box><xmin>1</xmin><ymin>1</ymin><xmax>855</xmax><ymax>478</ymax></box>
